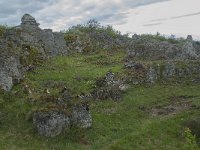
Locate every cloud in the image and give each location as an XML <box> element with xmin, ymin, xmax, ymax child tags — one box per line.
<box><xmin>0</xmin><ymin>0</ymin><xmax>169</xmax><ymax>30</ymax></box>
<box><xmin>143</xmin><ymin>22</ymin><xmax>162</xmax><ymax>26</ymax></box>
<box><xmin>151</xmin><ymin>11</ymin><xmax>200</xmax><ymax>22</ymax></box>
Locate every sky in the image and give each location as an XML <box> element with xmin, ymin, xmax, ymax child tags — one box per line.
<box><xmin>0</xmin><ymin>0</ymin><xmax>200</xmax><ymax>39</ymax></box>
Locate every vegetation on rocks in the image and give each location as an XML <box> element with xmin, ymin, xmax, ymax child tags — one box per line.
<box><xmin>0</xmin><ymin>14</ymin><xmax>200</xmax><ymax>149</ymax></box>
<box><xmin>0</xmin><ymin>25</ymin><xmax>9</xmax><ymax>38</ymax></box>
<box><xmin>64</xmin><ymin>19</ymin><xmax>128</xmax><ymax>53</ymax></box>
<box><xmin>0</xmin><ymin>50</ymin><xmax>200</xmax><ymax>149</ymax></box>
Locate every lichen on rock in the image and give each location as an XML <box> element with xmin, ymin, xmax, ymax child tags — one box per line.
<box><xmin>33</xmin><ymin>90</ymin><xmax>92</xmax><ymax>137</ymax></box>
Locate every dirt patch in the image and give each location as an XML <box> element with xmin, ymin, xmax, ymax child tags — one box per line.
<box><xmin>141</xmin><ymin>95</ymin><xmax>198</xmax><ymax>116</ymax></box>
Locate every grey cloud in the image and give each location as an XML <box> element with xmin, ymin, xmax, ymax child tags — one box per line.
<box><xmin>123</xmin><ymin>0</ymin><xmax>170</xmax><ymax>7</ymax></box>
<box><xmin>143</xmin><ymin>22</ymin><xmax>162</xmax><ymax>27</ymax></box>
<box><xmin>151</xmin><ymin>11</ymin><xmax>200</xmax><ymax>22</ymax></box>
<box><xmin>0</xmin><ymin>0</ymin><xmax>170</xmax><ymax>30</ymax></box>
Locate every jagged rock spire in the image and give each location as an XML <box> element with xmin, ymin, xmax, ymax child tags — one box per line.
<box><xmin>186</xmin><ymin>35</ymin><xmax>193</xmax><ymax>42</ymax></box>
<box><xmin>21</xmin><ymin>14</ymin><xmax>39</xmax><ymax>26</ymax></box>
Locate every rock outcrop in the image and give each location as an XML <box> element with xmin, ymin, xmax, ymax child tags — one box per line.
<box><xmin>181</xmin><ymin>35</ymin><xmax>198</xmax><ymax>59</ymax></box>
<box><xmin>0</xmin><ymin>55</ymin><xmax>22</xmax><ymax>91</ymax></box>
<box><xmin>33</xmin><ymin>106</ymin><xmax>92</xmax><ymax>137</ymax></box>
<box><xmin>127</xmin><ymin>34</ymin><xmax>200</xmax><ymax>61</ymax></box>
<box><xmin>123</xmin><ymin>60</ymin><xmax>200</xmax><ymax>85</ymax></box>
<box><xmin>92</xmin><ymin>70</ymin><xmax>128</xmax><ymax>101</ymax></box>
<box><xmin>21</xmin><ymin>14</ymin><xmax>40</xmax><ymax>26</ymax></box>
<box><xmin>0</xmin><ymin>14</ymin><xmax>69</xmax><ymax>91</ymax></box>
<box><xmin>33</xmin><ymin>111</ymin><xmax>70</xmax><ymax>137</ymax></box>
<box><xmin>33</xmin><ymin>91</ymin><xmax>92</xmax><ymax>137</ymax></box>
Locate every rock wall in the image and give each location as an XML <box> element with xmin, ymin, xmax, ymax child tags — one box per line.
<box><xmin>123</xmin><ymin>60</ymin><xmax>200</xmax><ymax>85</ymax></box>
<box><xmin>127</xmin><ymin>34</ymin><xmax>200</xmax><ymax>61</ymax></box>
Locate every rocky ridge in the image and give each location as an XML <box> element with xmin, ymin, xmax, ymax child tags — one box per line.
<box><xmin>1</xmin><ymin>14</ymin><xmax>200</xmax><ymax>91</ymax></box>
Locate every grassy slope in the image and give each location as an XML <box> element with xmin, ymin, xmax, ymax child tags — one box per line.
<box><xmin>0</xmin><ymin>51</ymin><xmax>199</xmax><ymax>150</ymax></box>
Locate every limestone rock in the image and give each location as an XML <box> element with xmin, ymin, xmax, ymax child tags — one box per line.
<box><xmin>0</xmin><ymin>71</ymin><xmax>13</xmax><ymax>91</ymax></box>
<box><xmin>146</xmin><ymin>67</ymin><xmax>158</xmax><ymax>84</ymax></box>
<box><xmin>126</xmin><ymin>34</ymin><xmax>200</xmax><ymax>61</ymax></box>
<box><xmin>186</xmin><ymin>35</ymin><xmax>193</xmax><ymax>42</ymax></box>
<box><xmin>33</xmin><ymin>90</ymin><xmax>92</xmax><ymax>137</ymax></box>
<box><xmin>92</xmin><ymin>87</ymin><xmax>122</xmax><ymax>101</ymax></box>
<box><xmin>181</xmin><ymin>35</ymin><xmax>198</xmax><ymax>59</ymax></box>
<box><xmin>0</xmin><ymin>54</ymin><xmax>22</xmax><ymax>91</ymax></box>
<box><xmin>92</xmin><ymin>70</ymin><xmax>124</xmax><ymax>101</ymax></box>
<box><xmin>33</xmin><ymin>105</ymin><xmax>92</xmax><ymax>137</ymax></box>
<box><xmin>163</xmin><ymin>62</ymin><xmax>175</xmax><ymax>78</ymax></box>
<box><xmin>71</xmin><ymin>105</ymin><xmax>92</xmax><ymax>128</ymax></box>
<box><xmin>0</xmin><ymin>14</ymin><xmax>69</xmax><ymax>91</ymax></box>
<box><xmin>21</xmin><ymin>14</ymin><xmax>39</xmax><ymax>27</ymax></box>
<box><xmin>33</xmin><ymin>111</ymin><xmax>70</xmax><ymax>138</ymax></box>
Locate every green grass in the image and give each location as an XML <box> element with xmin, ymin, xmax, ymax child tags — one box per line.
<box><xmin>0</xmin><ymin>51</ymin><xmax>199</xmax><ymax>150</ymax></box>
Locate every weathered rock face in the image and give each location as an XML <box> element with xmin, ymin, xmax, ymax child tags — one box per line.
<box><xmin>123</xmin><ymin>60</ymin><xmax>200</xmax><ymax>85</ymax></box>
<box><xmin>21</xmin><ymin>14</ymin><xmax>40</xmax><ymax>26</ymax></box>
<box><xmin>0</xmin><ymin>46</ymin><xmax>22</xmax><ymax>91</ymax></box>
<box><xmin>146</xmin><ymin>67</ymin><xmax>158</xmax><ymax>84</ymax></box>
<box><xmin>33</xmin><ymin>105</ymin><xmax>92</xmax><ymax>137</ymax></box>
<box><xmin>124</xmin><ymin>34</ymin><xmax>200</xmax><ymax>84</ymax></box>
<box><xmin>71</xmin><ymin>105</ymin><xmax>92</xmax><ymax>128</ymax></box>
<box><xmin>163</xmin><ymin>62</ymin><xmax>176</xmax><ymax>78</ymax></box>
<box><xmin>127</xmin><ymin>34</ymin><xmax>200</xmax><ymax>61</ymax></box>
<box><xmin>181</xmin><ymin>35</ymin><xmax>198</xmax><ymax>59</ymax></box>
<box><xmin>33</xmin><ymin>111</ymin><xmax>70</xmax><ymax>138</ymax></box>
<box><xmin>17</xmin><ymin>14</ymin><xmax>68</xmax><ymax>56</ymax></box>
<box><xmin>92</xmin><ymin>70</ymin><xmax>127</xmax><ymax>101</ymax></box>
<box><xmin>0</xmin><ymin>14</ymin><xmax>69</xmax><ymax>91</ymax></box>
<box><xmin>33</xmin><ymin>91</ymin><xmax>92</xmax><ymax>137</ymax></box>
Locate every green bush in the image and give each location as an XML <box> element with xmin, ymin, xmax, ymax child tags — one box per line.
<box><xmin>0</xmin><ymin>25</ymin><xmax>9</xmax><ymax>38</ymax></box>
<box><xmin>65</xmin><ymin>19</ymin><xmax>121</xmax><ymax>38</ymax></box>
<box><xmin>184</xmin><ymin>128</ymin><xmax>199</xmax><ymax>150</ymax></box>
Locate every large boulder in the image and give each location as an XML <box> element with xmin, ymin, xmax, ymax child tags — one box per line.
<box><xmin>33</xmin><ymin>105</ymin><xmax>92</xmax><ymax>137</ymax></box>
<box><xmin>33</xmin><ymin>91</ymin><xmax>92</xmax><ymax>137</ymax></box>
<box><xmin>0</xmin><ymin>53</ymin><xmax>22</xmax><ymax>91</ymax></box>
<box><xmin>71</xmin><ymin>105</ymin><xmax>92</xmax><ymax>129</ymax></box>
<box><xmin>33</xmin><ymin>111</ymin><xmax>70</xmax><ymax>138</ymax></box>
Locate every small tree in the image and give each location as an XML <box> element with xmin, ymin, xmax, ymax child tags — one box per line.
<box><xmin>86</xmin><ymin>19</ymin><xmax>100</xmax><ymax>29</ymax></box>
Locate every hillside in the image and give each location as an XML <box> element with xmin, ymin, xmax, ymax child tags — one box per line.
<box><xmin>0</xmin><ymin>14</ymin><xmax>200</xmax><ymax>150</ymax></box>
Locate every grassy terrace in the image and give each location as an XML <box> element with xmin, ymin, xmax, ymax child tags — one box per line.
<box><xmin>0</xmin><ymin>51</ymin><xmax>199</xmax><ymax>150</ymax></box>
